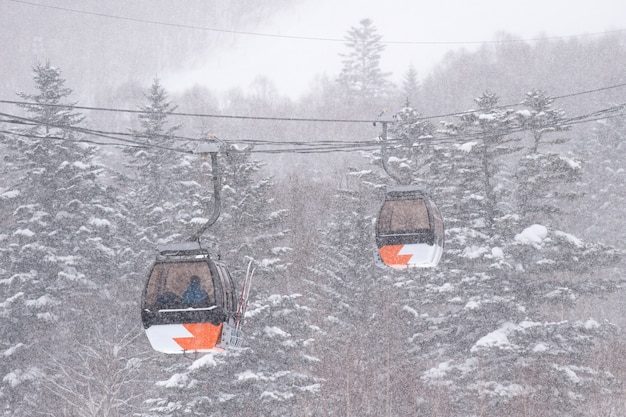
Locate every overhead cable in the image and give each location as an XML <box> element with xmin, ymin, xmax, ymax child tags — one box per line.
<box><xmin>6</xmin><ymin>0</ymin><xmax>626</xmax><ymax>45</ymax></box>
<box><xmin>2</xmin><ymin>81</ymin><xmax>626</xmax><ymax>125</ymax></box>
<box><xmin>2</xmin><ymin>105</ymin><xmax>625</xmax><ymax>155</ymax></box>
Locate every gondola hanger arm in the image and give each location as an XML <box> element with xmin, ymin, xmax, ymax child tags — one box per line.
<box><xmin>375</xmin><ymin>113</ymin><xmax>404</xmax><ymax>185</ymax></box>
<box><xmin>189</xmin><ymin>136</ymin><xmax>225</xmax><ymax>242</ymax></box>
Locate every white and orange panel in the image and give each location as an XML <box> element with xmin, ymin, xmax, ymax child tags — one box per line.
<box><xmin>145</xmin><ymin>322</ymin><xmax>225</xmax><ymax>354</ymax></box>
<box><xmin>378</xmin><ymin>242</ymin><xmax>443</xmax><ymax>269</ymax></box>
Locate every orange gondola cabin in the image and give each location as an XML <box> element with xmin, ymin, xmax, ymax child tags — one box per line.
<box><xmin>141</xmin><ymin>242</ymin><xmax>242</xmax><ymax>354</ymax></box>
<box><xmin>375</xmin><ymin>185</ymin><xmax>444</xmax><ymax>269</ymax></box>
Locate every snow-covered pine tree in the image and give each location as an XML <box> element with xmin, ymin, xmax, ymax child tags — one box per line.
<box><xmin>300</xmin><ymin>165</ymin><xmax>417</xmax><ymax>415</ymax></box>
<box><xmin>431</xmin><ymin>91</ymin><xmax>523</xmax><ymax>273</ymax></box>
<box><xmin>16</xmin><ymin>61</ymin><xmax>85</xmax><ymax>139</ymax></box>
<box><xmin>135</xmin><ymin>78</ymin><xmax>182</xmax><ymax>143</ymax></box>
<box><xmin>515</xmin><ymin>89</ymin><xmax>579</xmax><ymax>224</ymax></box>
<box><xmin>337</xmin><ymin>19</ymin><xmax>391</xmax><ymax>102</ymax></box>
<box><xmin>443</xmin><ymin>91</ymin><xmax>523</xmax><ymax>231</ymax></box>
<box><xmin>388</xmin><ymin>90</ymin><xmax>622</xmax><ymax>416</ymax></box>
<box><xmin>384</xmin><ymin>105</ymin><xmax>436</xmax><ymax>185</ymax></box>
<box><xmin>0</xmin><ymin>63</ymin><xmax>147</xmax><ymax>416</ymax></box>
<box><xmin>575</xmin><ymin>107</ymin><xmax>626</xmax><ymax>247</ymax></box>
<box><xmin>401</xmin><ymin>64</ymin><xmax>421</xmax><ymax>107</ymax></box>
<box><xmin>507</xmin><ymin>90</ymin><xmax>621</xmax><ymax>277</ymax></box>
<box><xmin>123</xmin><ymin>78</ymin><xmax>189</xmax><ymax>245</ymax></box>
<box><xmin>126</xmin><ymin>78</ymin><xmax>181</xmax><ymax>180</ymax></box>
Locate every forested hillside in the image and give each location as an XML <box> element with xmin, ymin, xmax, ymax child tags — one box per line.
<box><xmin>1</xmin><ymin>21</ymin><xmax>626</xmax><ymax>416</ymax></box>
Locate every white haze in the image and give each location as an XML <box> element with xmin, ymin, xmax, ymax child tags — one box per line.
<box><xmin>162</xmin><ymin>0</ymin><xmax>626</xmax><ymax>99</ymax></box>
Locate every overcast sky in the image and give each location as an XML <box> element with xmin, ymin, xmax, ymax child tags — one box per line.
<box><xmin>162</xmin><ymin>0</ymin><xmax>626</xmax><ymax>98</ymax></box>
<box><xmin>1</xmin><ymin>0</ymin><xmax>625</xmax><ymax>101</ymax></box>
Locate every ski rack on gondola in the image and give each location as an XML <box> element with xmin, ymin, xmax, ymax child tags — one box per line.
<box><xmin>216</xmin><ymin>260</ymin><xmax>255</xmax><ymax>349</ymax></box>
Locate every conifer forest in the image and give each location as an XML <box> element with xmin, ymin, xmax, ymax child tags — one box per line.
<box><xmin>1</xmin><ymin>2</ymin><xmax>626</xmax><ymax>416</ymax></box>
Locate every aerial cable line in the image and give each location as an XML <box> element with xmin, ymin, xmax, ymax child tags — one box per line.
<box><xmin>0</xmin><ymin>129</ymin><xmax>190</xmax><ymax>153</ymax></box>
<box><xmin>404</xmin><ymin>82</ymin><xmax>626</xmax><ymax>122</ymax></box>
<box><xmin>561</xmin><ymin>111</ymin><xmax>626</xmax><ymax>127</ymax></box>
<box><xmin>0</xmin><ymin>127</ymin><xmax>548</xmax><ymax>155</ymax></box>
<box><xmin>0</xmin><ymin>110</ymin><xmax>223</xmax><ymax>144</ymax></box>
<box><xmin>549</xmin><ymin>102</ymin><xmax>626</xmax><ymax>128</ymax></box>
<box><xmin>6</xmin><ymin>0</ymin><xmax>626</xmax><ymax>45</ymax></box>
<box><xmin>0</xmin><ymin>99</ymin><xmax>373</xmax><ymax>123</ymax></box>
<box><xmin>2</xmin><ymin>81</ymin><xmax>626</xmax><ymax>125</ymax></box>
<box><xmin>0</xmin><ymin>109</ymin><xmax>446</xmax><ymax>146</ymax></box>
<box><xmin>2</xmin><ymin>111</ymin><xmax>624</xmax><ymax>155</ymax></box>
<box><xmin>2</xmin><ymin>102</ymin><xmax>625</xmax><ymax>155</ymax></box>
<box><xmin>0</xmin><ymin>110</ymin><xmax>386</xmax><ymax>149</ymax></box>
<box><xmin>0</xmin><ymin>112</ymin><xmax>377</xmax><ymax>152</ymax></box>
<box><xmin>0</xmin><ymin>111</ymin><xmax>164</xmax><ymax>147</ymax></box>
<box><xmin>5</xmin><ymin>0</ymin><xmax>344</xmax><ymax>42</ymax></box>
<box><xmin>0</xmin><ymin>111</ymin><xmax>193</xmax><ymax>154</ymax></box>
<box><xmin>0</xmin><ymin>123</ymin><xmax>380</xmax><ymax>154</ymax></box>
<box><xmin>0</xmin><ymin>121</ymin><xmax>385</xmax><ymax>154</ymax></box>
<box><xmin>3</xmin><ymin>110</ymin><xmax>624</xmax><ymax>156</ymax></box>
<box><xmin>0</xmin><ymin>112</ymin><xmax>435</xmax><ymax>152</ymax></box>
<box><xmin>4</xmin><ymin>99</ymin><xmax>625</xmax><ymax>138</ymax></box>
<box><xmin>552</xmin><ymin>83</ymin><xmax>626</xmax><ymax>100</ymax></box>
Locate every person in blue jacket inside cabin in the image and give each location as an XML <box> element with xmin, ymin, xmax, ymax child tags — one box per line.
<box><xmin>182</xmin><ymin>275</ymin><xmax>209</xmax><ymax>305</ymax></box>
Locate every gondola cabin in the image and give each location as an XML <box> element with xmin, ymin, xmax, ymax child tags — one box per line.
<box><xmin>141</xmin><ymin>242</ymin><xmax>242</xmax><ymax>354</ymax></box>
<box><xmin>375</xmin><ymin>185</ymin><xmax>444</xmax><ymax>269</ymax></box>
